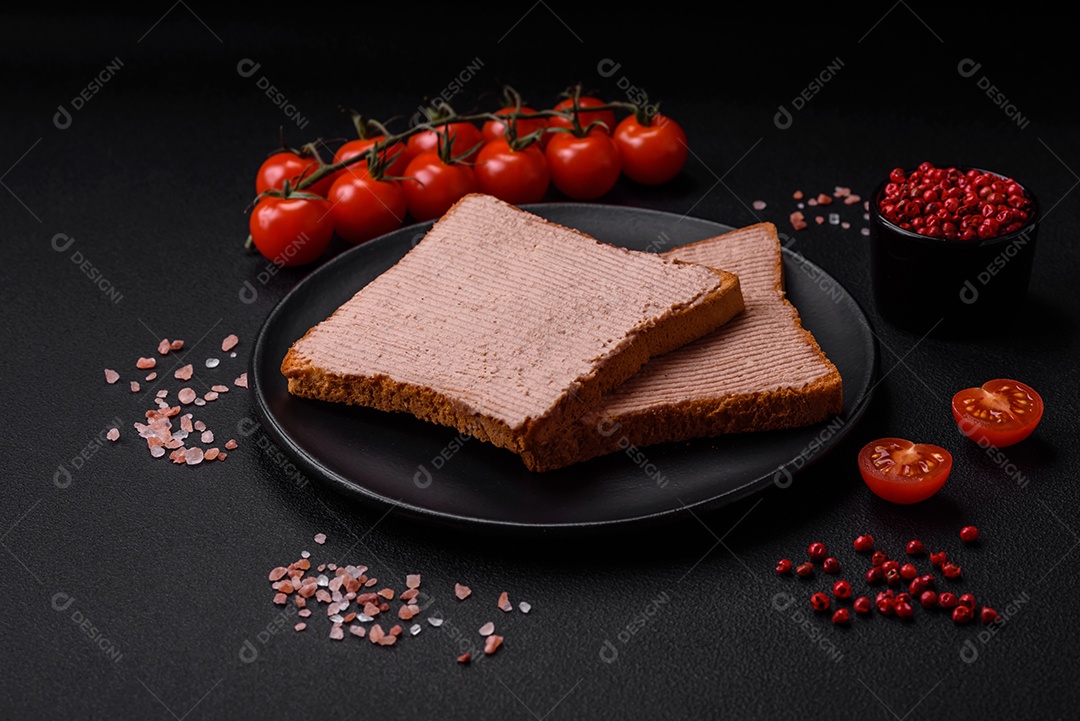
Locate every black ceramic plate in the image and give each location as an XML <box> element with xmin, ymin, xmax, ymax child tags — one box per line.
<box><xmin>250</xmin><ymin>204</ymin><xmax>878</xmax><ymax>532</ymax></box>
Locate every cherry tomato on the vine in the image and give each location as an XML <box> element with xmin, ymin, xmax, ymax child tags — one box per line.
<box><xmin>333</xmin><ymin>137</ymin><xmax>411</xmax><ymax>179</ymax></box>
<box><xmin>248</xmin><ymin>195</ymin><xmax>333</xmax><ymax>267</ymax></box>
<box><xmin>327</xmin><ymin>171</ymin><xmax>407</xmax><ymax>245</ymax></box>
<box><xmin>482</xmin><ymin>106</ymin><xmax>549</xmax><ymax>149</ymax></box>
<box><xmin>474</xmin><ymin>140</ymin><xmax>550</xmax><ymax>205</ymax></box>
<box><xmin>613</xmin><ymin>113</ymin><xmax>688</xmax><ymax>185</ymax></box>
<box><xmin>548</xmin><ymin>96</ymin><xmax>617</xmax><ymax>135</ymax></box>
<box><xmin>407</xmin><ymin>122</ymin><xmax>484</xmax><ymax>164</ymax></box>
<box><xmin>544</xmin><ymin>128</ymin><xmax>621</xmax><ymax>200</ymax></box>
<box><xmin>255</xmin><ymin>151</ymin><xmax>334</xmax><ymax>199</ymax></box>
<box><xmin>401</xmin><ymin>152</ymin><xmax>478</xmax><ymax>221</ymax></box>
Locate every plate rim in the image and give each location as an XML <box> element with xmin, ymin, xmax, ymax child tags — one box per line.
<box><xmin>249</xmin><ymin>202</ymin><xmax>879</xmax><ymax>533</ymax></box>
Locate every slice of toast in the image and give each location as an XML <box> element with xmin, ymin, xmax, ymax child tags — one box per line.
<box><xmin>518</xmin><ymin>222</ymin><xmax>843</xmax><ymax>471</ymax></box>
<box><xmin>281</xmin><ymin>194</ymin><xmax>745</xmax><ymax>456</ymax></box>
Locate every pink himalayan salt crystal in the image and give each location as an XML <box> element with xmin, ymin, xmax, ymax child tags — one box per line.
<box><xmin>201</xmin><ymin>430</ymin><xmax>214</xmax><ymax>444</ymax></box>
<box><xmin>177</xmin><ymin>388</ymin><xmax>197</xmax><ymax>404</ymax></box>
<box><xmin>145</xmin><ymin>372</ymin><xmax>157</xmax><ymax>381</ymax></box>
<box><xmin>150</xmin><ymin>446</ymin><xmax>166</xmax><ymax>458</ymax></box>
<box><xmin>204</xmin><ymin>391</ymin><xmax>219</xmax><ymax>402</ymax></box>
<box><xmin>185</xmin><ymin>447</ymin><xmax>204</xmax><ymax>465</ymax></box>
<box><xmin>204</xmin><ymin>448</ymin><xmax>220</xmax><ymax>461</ymax></box>
<box><xmin>498</xmin><ymin>592</ymin><xmax>512</xmax><ymax>612</ymax></box>
<box><xmin>234</xmin><ymin>373</ymin><xmax>248</xmax><ymax>388</ymax></box>
<box><xmin>158</xmin><ymin>339</ymin><xmax>171</xmax><ymax>355</ymax></box>
<box><xmin>752</xmin><ymin>200</ymin><xmax>766</xmax><ymax>210</ymax></box>
<box><xmin>793</xmin><ymin>190</ymin><xmax>804</xmax><ymax>200</ymax></box>
<box><xmin>478</xmin><ymin>621</ymin><xmax>495</xmax><ymax>636</ymax></box>
<box><xmin>194</xmin><ymin>398</ymin><xmax>205</xmax><ymax>407</ymax></box>
<box><xmin>106</xmin><ymin>428</ymin><xmax>120</xmax><ymax>442</ymax></box>
<box><xmin>170</xmin><ymin>339</ymin><xmax>184</xmax><ymax>351</ymax></box>
<box><xmin>222</xmin><ymin>334</ymin><xmax>239</xmax><ymax>352</ymax></box>
<box><xmin>406</xmin><ymin>574</ymin><xmax>421</xmax><ymax>589</ymax></box>
<box><xmin>211</xmin><ymin>385</ymin><xmax>229</xmax><ymax>393</ymax></box>
<box><xmin>194</xmin><ymin>420</ymin><xmax>206</xmax><ymax>432</ymax></box>
<box><xmin>175</xmin><ymin>364</ymin><xmax>193</xmax><ymax>381</ymax></box>
<box><xmin>314</xmin><ymin>533</ymin><xmax>327</xmax><ymax>545</ymax></box>
<box><xmin>136</xmin><ymin>357</ymin><xmax>156</xmax><ymax>370</ymax></box>
<box><xmin>130</xmin><ymin>381</ymin><xmax>140</xmax><ymax>393</ymax></box>
<box><xmin>455</xmin><ymin>583</ymin><xmax>471</xmax><ymax>600</ymax></box>
<box><xmin>104</xmin><ymin>369</ymin><xmax>120</xmax><ymax>384</ymax></box>
<box><xmin>225</xmin><ymin>439</ymin><xmax>238</xmax><ymax>450</ymax></box>
<box><xmin>180</xmin><ymin>416</ymin><xmax>193</xmax><ymax>433</ymax></box>
<box><xmin>294</xmin><ymin>623</ymin><xmax>306</xmax><ymax>632</ymax></box>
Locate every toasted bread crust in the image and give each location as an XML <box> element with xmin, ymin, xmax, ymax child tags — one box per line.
<box><xmin>281</xmin><ymin>196</ymin><xmax>745</xmax><ymax>456</ymax></box>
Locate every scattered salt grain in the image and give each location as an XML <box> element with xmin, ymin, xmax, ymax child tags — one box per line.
<box><xmin>329</xmin><ymin>625</ymin><xmax>344</xmax><ymax>641</ymax></box>
<box><xmin>428</xmin><ymin>617</ymin><xmax>444</xmax><ymax>627</ymax></box>
<box><xmin>455</xmin><ymin>583</ymin><xmax>472</xmax><ymax>600</ymax></box>
<box><xmin>222</xmin><ymin>334</ymin><xmax>239</xmax><ymax>352</ymax></box>
<box><xmin>829</xmin><ymin>213</ymin><xmax>840</xmax><ymax>225</ymax></box>
<box><xmin>145</xmin><ymin>372</ymin><xmax>156</xmax><ymax>381</ymax></box>
<box><xmin>201</xmin><ymin>430</ymin><xmax>214</xmax><ymax>444</ymax></box>
<box><xmin>185</xmin><ymin>447</ymin><xmax>204</xmax><ymax>465</ymax></box>
<box><xmin>815</xmin><ymin>216</ymin><xmax>825</xmax><ymax>225</ymax></box>
<box><xmin>817</xmin><ymin>194</ymin><xmax>833</xmax><ymax>205</ymax></box>
<box><xmin>518</xmin><ymin>602</ymin><xmax>531</xmax><ymax>614</ymax></box>
<box><xmin>752</xmin><ymin>200</ymin><xmax>766</xmax><ymax>210</ymax></box>
<box><xmin>158</xmin><ymin>339</ymin><xmax>171</xmax><ymax>355</ymax></box>
<box><xmin>150</xmin><ymin>446</ymin><xmax>165</xmax><ymax>458</ymax></box>
<box><xmin>204</xmin><ymin>391</ymin><xmax>219</xmax><ymax>402</ymax></box>
<box><xmin>478</xmin><ymin>621</ymin><xmax>495</xmax><ymax>636</ymax></box>
<box><xmin>406</xmin><ymin>574</ymin><xmax>421</xmax><ymax>589</ymax></box>
<box><xmin>484</xmin><ymin>635</ymin><xmax>504</xmax><ymax>655</ymax></box>
<box><xmin>157</xmin><ymin>390</ymin><xmax>169</xmax><ymax>399</ymax></box>
<box><xmin>130</xmin><ymin>381</ymin><xmax>140</xmax><ymax>393</ymax></box>
<box><xmin>350</xmin><ymin>625</ymin><xmax>366</xmax><ymax>638</ymax></box>
<box><xmin>314</xmin><ymin>533</ymin><xmax>327</xmax><ymax>545</ymax></box>
<box><xmin>211</xmin><ymin>385</ymin><xmax>229</xmax><ymax>393</ymax></box>
<box><xmin>841</xmin><ymin>221</ymin><xmax>851</xmax><ymax>229</ymax></box>
<box><xmin>205</xmin><ymin>358</ymin><xmax>220</xmax><ymax>369</ymax></box>
<box><xmin>175</xmin><ymin>364</ymin><xmax>193</xmax><ymax>380</ymax></box>
<box><xmin>498</xmin><ymin>592</ymin><xmax>512</xmax><ymax>612</ymax></box>
<box><xmin>458</xmin><ymin>653</ymin><xmax>471</xmax><ymax>664</ymax></box>
<box><xmin>178</xmin><ymin>388</ymin><xmax>197</xmax><ymax>404</ymax></box>
<box><xmin>205</xmin><ymin>448</ymin><xmax>220</xmax><ymax>461</ymax></box>
<box><xmin>234</xmin><ymin>373</ymin><xmax>248</xmax><ymax>388</ymax></box>
<box><xmin>225</xmin><ymin>439</ymin><xmax>238</xmax><ymax>450</ymax></box>
<box><xmin>844</xmin><ymin>194</ymin><xmax>862</xmax><ymax>205</ymax></box>
<box><xmin>410</xmin><ymin>624</ymin><xmax>422</xmax><ymax>636</ymax></box>
<box><xmin>861</xmin><ymin>227</ymin><xmax>871</xmax><ymax>236</ymax></box>
<box><xmin>136</xmin><ymin>357</ymin><xmax>156</xmax><ymax>369</ymax></box>
<box><xmin>105</xmin><ymin>369</ymin><xmax>120</xmax><ymax>384</ymax></box>
<box><xmin>170</xmin><ymin>340</ymin><xmax>184</xmax><ymax>351</ymax></box>
<box><xmin>793</xmin><ymin>190</ymin><xmax>804</xmax><ymax>200</ymax></box>
<box><xmin>107</xmin><ymin>428</ymin><xmax>120</xmax><ymax>442</ymax></box>
<box><xmin>194</xmin><ymin>398</ymin><xmax>205</xmax><ymax>406</ymax></box>
<box><xmin>230</xmin><ymin>352</ymin><xmax>237</xmax><ymax>358</ymax></box>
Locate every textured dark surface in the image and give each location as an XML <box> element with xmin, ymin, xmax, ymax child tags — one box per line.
<box><xmin>2</xmin><ymin>7</ymin><xmax>1078</xmax><ymax>720</ymax></box>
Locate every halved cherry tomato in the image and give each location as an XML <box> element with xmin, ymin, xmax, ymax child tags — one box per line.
<box><xmin>548</xmin><ymin>96</ymin><xmax>617</xmax><ymax>134</ymax></box>
<box><xmin>613</xmin><ymin>113</ymin><xmax>688</xmax><ymax>185</ymax></box>
<box><xmin>249</xmin><ymin>195</ymin><xmax>333</xmax><ymax>267</ymax></box>
<box><xmin>544</xmin><ymin>128</ymin><xmax>621</xmax><ymax>200</ymax></box>
<box><xmin>482</xmin><ymin>106</ymin><xmax>549</xmax><ymax>148</ymax></box>
<box><xmin>406</xmin><ymin>122</ymin><xmax>484</xmax><ymax>164</ymax></box>
<box><xmin>474</xmin><ymin>139</ymin><xmax>549</xmax><ymax>205</ymax></box>
<box><xmin>255</xmin><ymin>151</ymin><xmax>334</xmax><ymax>199</ymax></box>
<box><xmin>327</xmin><ymin>170</ymin><xmax>407</xmax><ymax>245</ymax></box>
<box><xmin>401</xmin><ymin>152</ymin><xmax>478</xmax><ymax>221</ymax></box>
<box><xmin>858</xmin><ymin>437</ymin><xmax>953</xmax><ymax>504</ymax></box>
<box><xmin>952</xmin><ymin>379</ymin><xmax>1044</xmax><ymax>447</ymax></box>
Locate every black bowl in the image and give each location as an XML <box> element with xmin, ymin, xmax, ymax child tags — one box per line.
<box><xmin>869</xmin><ymin>166</ymin><xmax>1039</xmax><ymax>337</ymax></box>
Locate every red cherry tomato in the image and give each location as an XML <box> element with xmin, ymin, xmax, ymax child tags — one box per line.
<box><xmin>858</xmin><ymin>437</ymin><xmax>953</xmax><ymax>504</ymax></box>
<box><xmin>328</xmin><ymin>170</ymin><xmax>407</xmax><ymax>245</ymax></box>
<box><xmin>401</xmin><ymin>152</ymin><xmax>478</xmax><ymax>221</ymax></box>
<box><xmin>548</xmin><ymin>96</ymin><xmax>617</xmax><ymax>134</ymax></box>
<box><xmin>952</xmin><ymin>379</ymin><xmax>1044</xmax><ymax>447</ymax></box>
<box><xmin>249</xmin><ymin>195</ymin><xmax>333</xmax><ymax>267</ymax></box>
<box><xmin>613</xmin><ymin>113</ymin><xmax>689</xmax><ymax>185</ymax></box>
<box><xmin>482</xmin><ymin>106</ymin><xmax>549</xmax><ymax>148</ymax></box>
<box><xmin>255</xmin><ymin>151</ymin><xmax>334</xmax><ymax>199</ymax></box>
<box><xmin>406</xmin><ymin>122</ymin><xmax>484</xmax><ymax>163</ymax></box>
<box><xmin>474</xmin><ymin>140</ymin><xmax>550</xmax><ymax>205</ymax></box>
<box><xmin>544</xmin><ymin>129</ymin><xmax>621</xmax><ymax>200</ymax></box>
<box><xmin>333</xmin><ymin>137</ymin><xmax>411</xmax><ymax>178</ymax></box>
